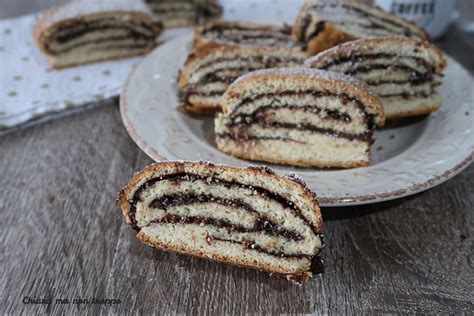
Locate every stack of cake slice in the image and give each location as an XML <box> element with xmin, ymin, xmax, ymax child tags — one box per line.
<box><xmin>115</xmin><ymin>0</ymin><xmax>452</xmax><ymax>284</ymax></box>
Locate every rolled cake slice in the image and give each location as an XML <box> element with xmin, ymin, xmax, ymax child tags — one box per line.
<box><xmin>118</xmin><ymin>161</ymin><xmax>324</xmax><ymax>282</ymax></box>
<box><xmin>33</xmin><ymin>0</ymin><xmax>163</xmax><ymax>69</ymax></box>
<box><xmin>305</xmin><ymin>37</ymin><xmax>446</xmax><ymax>119</ymax></box>
<box><xmin>193</xmin><ymin>20</ymin><xmax>301</xmax><ymax>50</ymax></box>
<box><xmin>178</xmin><ymin>44</ymin><xmax>306</xmax><ymax>113</ymax></box>
<box><xmin>145</xmin><ymin>0</ymin><xmax>222</xmax><ymax>27</ymax></box>
<box><xmin>215</xmin><ymin>68</ymin><xmax>385</xmax><ymax>168</ymax></box>
<box><xmin>292</xmin><ymin>0</ymin><xmax>428</xmax><ymax>55</ymax></box>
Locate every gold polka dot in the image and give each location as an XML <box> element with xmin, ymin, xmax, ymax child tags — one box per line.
<box><xmin>72</xmin><ymin>76</ymin><xmax>81</xmax><ymax>81</ymax></box>
<box><xmin>13</xmin><ymin>75</ymin><xmax>22</xmax><ymax>81</ymax></box>
<box><xmin>4</xmin><ymin>28</ymin><xmax>11</xmax><ymax>34</ymax></box>
<box><xmin>102</xmin><ymin>70</ymin><xmax>111</xmax><ymax>76</ymax></box>
<box><xmin>8</xmin><ymin>91</ymin><xmax>17</xmax><ymax>97</ymax></box>
<box><xmin>40</xmin><ymin>83</ymin><xmax>49</xmax><ymax>89</ymax></box>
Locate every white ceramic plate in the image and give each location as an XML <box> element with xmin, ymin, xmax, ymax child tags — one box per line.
<box><xmin>120</xmin><ymin>33</ymin><xmax>473</xmax><ymax>207</ymax></box>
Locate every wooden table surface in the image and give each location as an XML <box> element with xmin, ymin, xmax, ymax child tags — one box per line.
<box><xmin>1</xmin><ymin>1</ymin><xmax>473</xmax><ymax>314</ymax></box>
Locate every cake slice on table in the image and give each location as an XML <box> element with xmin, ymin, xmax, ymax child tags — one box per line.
<box><xmin>33</xmin><ymin>0</ymin><xmax>163</xmax><ymax>69</ymax></box>
<box><xmin>118</xmin><ymin>161</ymin><xmax>324</xmax><ymax>283</ymax></box>
<box><xmin>292</xmin><ymin>0</ymin><xmax>429</xmax><ymax>55</ymax></box>
<box><xmin>215</xmin><ymin>68</ymin><xmax>385</xmax><ymax>168</ymax></box>
<box><xmin>178</xmin><ymin>44</ymin><xmax>306</xmax><ymax>113</ymax></box>
<box><xmin>145</xmin><ymin>0</ymin><xmax>222</xmax><ymax>27</ymax></box>
<box><xmin>193</xmin><ymin>20</ymin><xmax>301</xmax><ymax>50</ymax></box>
<box><xmin>305</xmin><ymin>36</ymin><xmax>446</xmax><ymax>120</ymax></box>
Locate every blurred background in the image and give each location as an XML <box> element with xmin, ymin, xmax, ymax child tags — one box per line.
<box><xmin>2</xmin><ymin>0</ymin><xmax>470</xmax><ymax>68</ymax></box>
<box><xmin>1</xmin><ymin>0</ymin><xmax>473</xmax><ymax>23</ymax></box>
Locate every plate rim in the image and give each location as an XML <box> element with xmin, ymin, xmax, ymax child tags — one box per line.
<box><xmin>120</xmin><ymin>34</ymin><xmax>474</xmax><ymax>207</ymax></box>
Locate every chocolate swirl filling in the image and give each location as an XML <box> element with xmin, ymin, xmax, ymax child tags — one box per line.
<box><xmin>180</xmin><ymin>55</ymin><xmax>304</xmax><ymax>107</ymax></box>
<box><xmin>145</xmin><ymin>0</ymin><xmax>222</xmax><ymax>18</ymax></box>
<box><xmin>198</xmin><ymin>25</ymin><xmax>297</xmax><ymax>48</ymax></box>
<box><xmin>315</xmin><ymin>53</ymin><xmax>439</xmax><ymax>85</ymax></box>
<box><xmin>201</xmin><ymin>24</ymin><xmax>291</xmax><ymax>36</ymax></box>
<box><xmin>44</xmin><ymin>18</ymin><xmax>157</xmax><ymax>54</ymax></box>
<box><xmin>231</xmin><ymin>105</ymin><xmax>353</xmax><ymax>124</ymax></box>
<box><xmin>129</xmin><ymin>173</ymin><xmax>318</xmax><ymax>234</ymax></box>
<box><xmin>128</xmin><ymin>173</ymin><xmax>323</xmax><ymax>264</ymax></box>
<box><xmin>219</xmin><ymin>90</ymin><xmax>375</xmax><ymax>142</ymax></box>
<box><xmin>194</xmin><ymin>55</ymin><xmax>304</xmax><ymax>75</ymax></box>
<box><xmin>299</xmin><ymin>3</ymin><xmax>424</xmax><ymax>46</ymax></box>
<box><xmin>149</xmin><ymin>193</ymin><xmax>303</xmax><ymax>241</ymax></box>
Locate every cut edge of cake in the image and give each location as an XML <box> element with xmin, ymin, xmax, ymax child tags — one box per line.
<box><xmin>118</xmin><ymin>160</ymin><xmax>324</xmax><ymax>283</ymax></box>
<box><xmin>215</xmin><ymin>67</ymin><xmax>385</xmax><ymax>168</ymax></box>
<box><xmin>305</xmin><ymin>36</ymin><xmax>447</xmax><ymax>120</ymax></box>
<box><xmin>178</xmin><ymin>43</ymin><xmax>307</xmax><ymax>114</ymax></box>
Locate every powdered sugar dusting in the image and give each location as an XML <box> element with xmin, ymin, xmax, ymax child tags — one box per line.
<box><xmin>286</xmin><ymin>173</ymin><xmax>305</xmax><ymax>184</ymax></box>
<box><xmin>286</xmin><ymin>173</ymin><xmax>319</xmax><ymax>200</ymax></box>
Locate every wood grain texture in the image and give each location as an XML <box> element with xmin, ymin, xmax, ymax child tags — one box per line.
<box><xmin>1</xmin><ymin>0</ymin><xmax>473</xmax><ymax>314</ymax></box>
